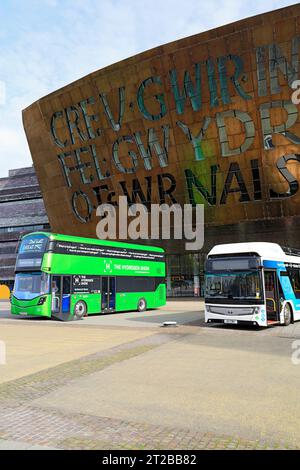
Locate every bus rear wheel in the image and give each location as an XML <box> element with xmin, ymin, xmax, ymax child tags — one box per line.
<box><xmin>137</xmin><ymin>298</ymin><xmax>147</xmax><ymax>312</ymax></box>
<box><xmin>283</xmin><ymin>303</ymin><xmax>292</xmax><ymax>326</ymax></box>
<box><xmin>74</xmin><ymin>301</ymin><xmax>87</xmax><ymax>319</ymax></box>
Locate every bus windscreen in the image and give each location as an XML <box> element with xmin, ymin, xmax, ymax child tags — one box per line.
<box><xmin>13</xmin><ymin>272</ymin><xmax>50</xmax><ymax>300</ymax></box>
<box><xmin>205</xmin><ymin>271</ymin><xmax>263</xmax><ymax>301</ymax></box>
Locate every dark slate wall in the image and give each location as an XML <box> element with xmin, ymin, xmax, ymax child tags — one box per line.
<box><xmin>0</xmin><ymin>166</ymin><xmax>50</xmax><ymax>285</ymax></box>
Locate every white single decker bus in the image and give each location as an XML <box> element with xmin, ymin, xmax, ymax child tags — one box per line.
<box><xmin>205</xmin><ymin>242</ymin><xmax>300</xmax><ymax>327</ymax></box>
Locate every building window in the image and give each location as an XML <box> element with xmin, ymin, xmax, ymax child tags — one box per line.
<box><xmin>166</xmin><ymin>253</ymin><xmax>206</xmax><ymax>298</ymax></box>
<box><xmin>0</xmin><ymin>224</ymin><xmax>50</xmax><ymax>234</ymax></box>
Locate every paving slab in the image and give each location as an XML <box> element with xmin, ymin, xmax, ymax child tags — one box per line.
<box><xmin>0</xmin><ymin>323</ymin><xmax>154</xmax><ymax>384</ymax></box>
<box><xmin>32</xmin><ymin>328</ymin><xmax>300</xmax><ymax>447</ymax></box>
<box><xmin>0</xmin><ymin>438</ymin><xmax>58</xmax><ymax>450</ymax></box>
<box><xmin>0</xmin><ymin>300</ymin><xmax>300</xmax><ymax>449</ymax></box>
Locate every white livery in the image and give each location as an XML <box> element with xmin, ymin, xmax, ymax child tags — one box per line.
<box><xmin>205</xmin><ymin>242</ymin><xmax>300</xmax><ymax>327</ymax></box>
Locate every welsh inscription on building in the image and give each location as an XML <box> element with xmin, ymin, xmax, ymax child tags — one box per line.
<box><xmin>23</xmin><ymin>5</ymin><xmax>300</xmax><ymax>242</ymax></box>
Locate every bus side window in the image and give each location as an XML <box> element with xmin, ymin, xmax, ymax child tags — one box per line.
<box><xmin>293</xmin><ymin>269</ymin><xmax>300</xmax><ymax>298</ymax></box>
<box><xmin>287</xmin><ymin>268</ymin><xmax>300</xmax><ymax>299</ymax></box>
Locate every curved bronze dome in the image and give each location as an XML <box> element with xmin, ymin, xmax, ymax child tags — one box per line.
<box><xmin>23</xmin><ymin>4</ymin><xmax>300</xmax><ymax>251</ymax></box>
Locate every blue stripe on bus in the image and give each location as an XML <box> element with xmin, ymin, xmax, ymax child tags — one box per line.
<box><xmin>263</xmin><ymin>260</ymin><xmax>286</xmax><ymax>269</ymax></box>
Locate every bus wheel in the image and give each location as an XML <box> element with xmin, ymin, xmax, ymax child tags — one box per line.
<box><xmin>74</xmin><ymin>301</ymin><xmax>87</xmax><ymax>319</ymax></box>
<box><xmin>137</xmin><ymin>298</ymin><xmax>147</xmax><ymax>312</ymax></box>
<box><xmin>283</xmin><ymin>303</ymin><xmax>292</xmax><ymax>326</ymax></box>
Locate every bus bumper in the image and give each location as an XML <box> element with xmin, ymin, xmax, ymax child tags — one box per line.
<box><xmin>205</xmin><ymin>304</ymin><xmax>267</xmax><ymax>327</ymax></box>
<box><xmin>10</xmin><ymin>296</ymin><xmax>51</xmax><ymax>318</ymax></box>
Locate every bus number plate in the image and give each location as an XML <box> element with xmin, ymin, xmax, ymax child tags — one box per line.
<box><xmin>224</xmin><ymin>319</ymin><xmax>237</xmax><ymax>324</ymax></box>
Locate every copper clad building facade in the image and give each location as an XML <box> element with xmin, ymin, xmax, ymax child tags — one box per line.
<box><xmin>23</xmin><ymin>5</ymin><xmax>300</xmax><ymax>296</ymax></box>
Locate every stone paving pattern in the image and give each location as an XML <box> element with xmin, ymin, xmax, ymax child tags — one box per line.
<box><xmin>0</xmin><ymin>326</ymin><xmax>298</xmax><ymax>450</ymax></box>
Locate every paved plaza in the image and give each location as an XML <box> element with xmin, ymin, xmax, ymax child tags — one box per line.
<box><xmin>0</xmin><ymin>300</ymin><xmax>300</xmax><ymax>450</ymax></box>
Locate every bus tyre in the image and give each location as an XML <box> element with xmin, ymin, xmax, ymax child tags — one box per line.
<box><xmin>74</xmin><ymin>301</ymin><xmax>87</xmax><ymax>319</ymax></box>
<box><xmin>137</xmin><ymin>298</ymin><xmax>147</xmax><ymax>312</ymax></box>
<box><xmin>283</xmin><ymin>303</ymin><xmax>292</xmax><ymax>326</ymax></box>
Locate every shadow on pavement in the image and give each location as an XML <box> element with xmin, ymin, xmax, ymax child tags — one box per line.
<box><xmin>0</xmin><ymin>312</ymin><xmax>48</xmax><ymax>321</ymax></box>
<box><xmin>126</xmin><ymin>311</ymin><xmax>203</xmax><ymax>326</ymax></box>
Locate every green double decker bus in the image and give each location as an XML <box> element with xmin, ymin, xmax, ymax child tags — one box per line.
<box><xmin>11</xmin><ymin>232</ymin><xmax>166</xmax><ymax>321</ymax></box>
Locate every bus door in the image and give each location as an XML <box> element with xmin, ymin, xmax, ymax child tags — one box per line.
<box><xmin>51</xmin><ymin>275</ymin><xmax>71</xmax><ymax>320</ymax></box>
<box><xmin>51</xmin><ymin>276</ymin><xmax>61</xmax><ymax>314</ymax></box>
<box><xmin>264</xmin><ymin>270</ymin><xmax>280</xmax><ymax>323</ymax></box>
<box><xmin>61</xmin><ymin>277</ymin><xmax>71</xmax><ymax>314</ymax></box>
<box><xmin>101</xmin><ymin>277</ymin><xmax>116</xmax><ymax>313</ymax></box>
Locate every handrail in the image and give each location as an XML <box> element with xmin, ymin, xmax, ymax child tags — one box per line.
<box><xmin>266</xmin><ymin>297</ymin><xmax>276</xmax><ymax>311</ymax></box>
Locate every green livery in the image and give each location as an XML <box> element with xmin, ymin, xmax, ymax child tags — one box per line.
<box><xmin>11</xmin><ymin>232</ymin><xmax>166</xmax><ymax>321</ymax></box>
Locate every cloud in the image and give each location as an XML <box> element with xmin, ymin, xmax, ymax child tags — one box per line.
<box><xmin>0</xmin><ymin>0</ymin><xmax>294</xmax><ymax>177</ymax></box>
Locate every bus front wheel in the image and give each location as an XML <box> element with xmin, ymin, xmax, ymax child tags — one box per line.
<box><xmin>137</xmin><ymin>298</ymin><xmax>147</xmax><ymax>312</ymax></box>
<box><xmin>283</xmin><ymin>303</ymin><xmax>292</xmax><ymax>326</ymax></box>
<box><xmin>74</xmin><ymin>301</ymin><xmax>87</xmax><ymax>319</ymax></box>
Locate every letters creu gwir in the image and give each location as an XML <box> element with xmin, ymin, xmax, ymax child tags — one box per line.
<box><xmin>23</xmin><ymin>4</ymin><xmax>300</xmax><ymax>252</ymax></box>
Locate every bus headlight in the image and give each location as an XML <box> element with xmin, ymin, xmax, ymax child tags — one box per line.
<box><xmin>254</xmin><ymin>307</ymin><xmax>260</xmax><ymax>314</ymax></box>
<box><xmin>37</xmin><ymin>296</ymin><xmax>47</xmax><ymax>306</ymax></box>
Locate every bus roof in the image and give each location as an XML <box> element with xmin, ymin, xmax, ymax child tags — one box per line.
<box><xmin>22</xmin><ymin>232</ymin><xmax>165</xmax><ymax>253</ymax></box>
<box><xmin>208</xmin><ymin>242</ymin><xmax>299</xmax><ymax>261</ymax></box>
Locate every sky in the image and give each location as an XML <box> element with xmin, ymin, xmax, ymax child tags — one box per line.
<box><xmin>0</xmin><ymin>0</ymin><xmax>296</xmax><ymax>177</ymax></box>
